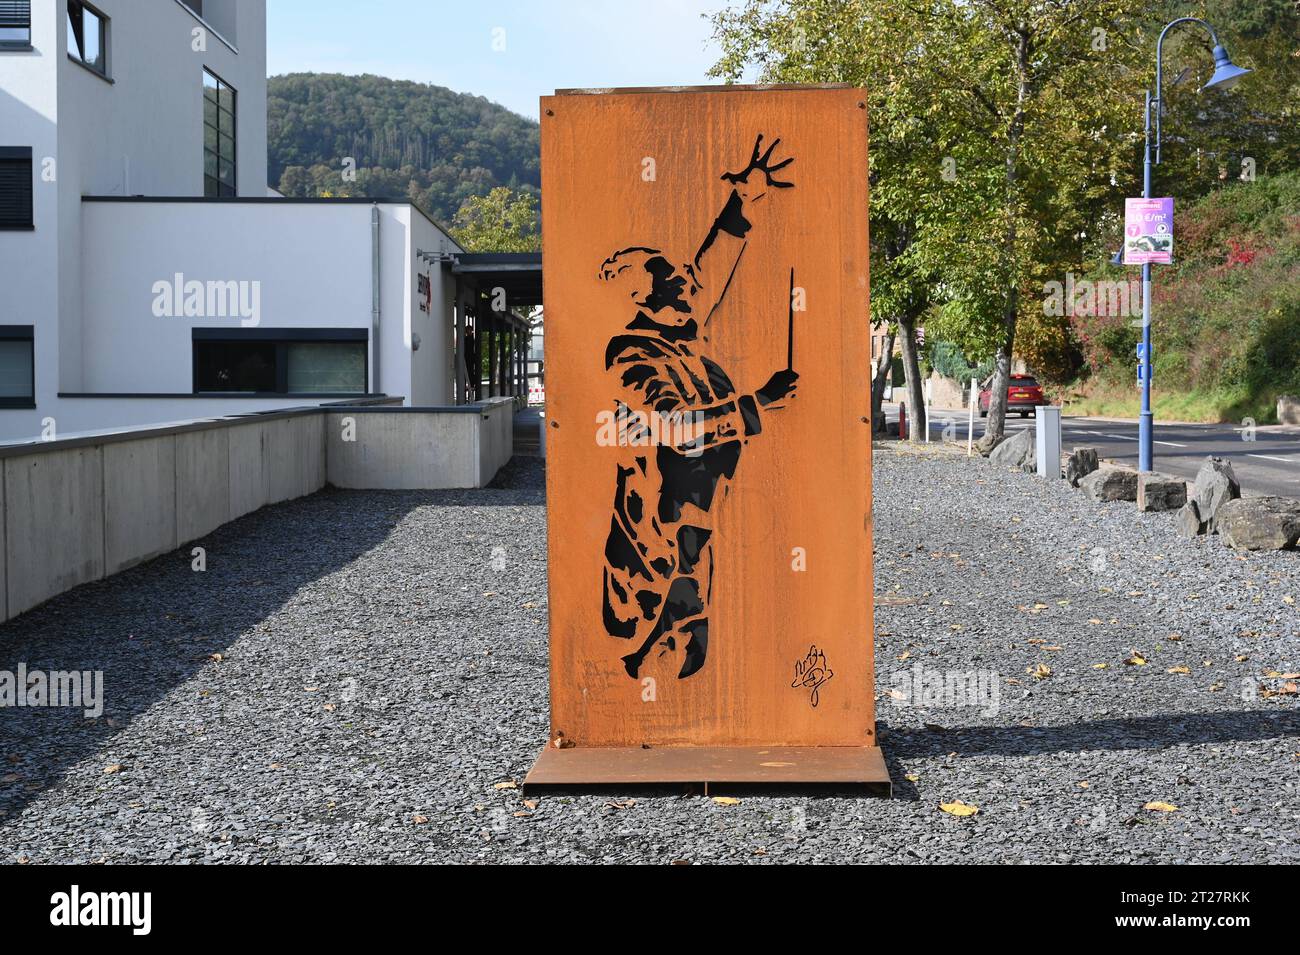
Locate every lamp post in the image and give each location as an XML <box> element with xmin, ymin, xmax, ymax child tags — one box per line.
<box><xmin>1134</xmin><ymin>18</ymin><xmax>1250</xmax><ymax>473</ymax></box>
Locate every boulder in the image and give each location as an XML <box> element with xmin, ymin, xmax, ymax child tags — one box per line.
<box><xmin>1080</xmin><ymin>467</ymin><xmax>1138</xmax><ymax>503</ymax></box>
<box><xmin>1137</xmin><ymin>472</ymin><xmax>1188</xmax><ymax>513</ymax></box>
<box><xmin>1216</xmin><ymin>497</ymin><xmax>1300</xmax><ymax>551</ymax></box>
<box><xmin>1065</xmin><ymin>447</ymin><xmax>1100</xmax><ymax>487</ymax></box>
<box><xmin>1175</xmin><ymin>500</ymin><xmax>1205</xmax><ymax>538</ymax></box>
<box><xmin>1193</xmin><ymin>457</ymin><xmax>1241</xmax><ymax>533</ymax></box>
<box><xmin>1279</xmin><ymin>395</ymin><xmax>1300</xmax><ymax>426</ymax></box>
<box><xmin>989</xmin><ymin>428</ymin><xmax>1035</xmax><ymax>471</ymax></box>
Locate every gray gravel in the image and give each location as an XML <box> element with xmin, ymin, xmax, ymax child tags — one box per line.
<box><xmin>1</xmin><ymin>443</ymin><xmax>1296</xmax><ymax>863</ymax></box>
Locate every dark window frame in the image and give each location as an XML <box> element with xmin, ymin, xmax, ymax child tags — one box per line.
<box><xmin>0</xmin><ymin>146</ymin><xmax>34</xmax><ymax>230</ymax></box>
<box><xmin>192</xmin><ymin>328</ymin><xmax>369</xmax><ymax>396</ymax></box>
<box><xmin>0</xmin><ymin>0</ymin><xmax>32</xmax><ymax>50</ymax></box>
<box><xmin>0</xmin><ymin>325</ymin><xmax>35</xmax><ymax>409</ymax></box>
<box><xmin>203</xmin><ymin>67</ymin><xmax>236</xmax><ymax>198</ymax></box>
<box><xmin>66</xmin><ymin>0</ymin><xmax>109</xmax><ymax>78</ymax></box>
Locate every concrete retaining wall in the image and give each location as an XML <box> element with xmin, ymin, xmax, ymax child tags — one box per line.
<box><xmin>0</xmin><ymin>401</ymin><xmax>511</xmax><ymax>623</ymax></box>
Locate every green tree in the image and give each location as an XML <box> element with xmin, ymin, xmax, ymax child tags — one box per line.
<box><xmin>711</xmin><ymin>0</ymin><xmax>1150</xmax><ymax>448</ymax></box>
<box><xmin>451</xmin><ymin>187</ymin><xmax>541</xmax><ymax>252</ymax></box>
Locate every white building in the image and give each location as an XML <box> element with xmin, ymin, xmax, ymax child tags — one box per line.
<box><xmin>0</xmin><ymin>0</ymin><xmax>537</xmax><ymax>445</ymax></box>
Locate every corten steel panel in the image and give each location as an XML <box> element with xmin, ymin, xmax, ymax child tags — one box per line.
<box><xmin>540</xmin><ymin>86</ymin><xmax>873</xmax><ymax>751</ymax></box>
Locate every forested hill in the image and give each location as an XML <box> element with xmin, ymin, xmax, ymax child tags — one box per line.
<box><xmin>267</xmin><ymin>73</ymin><xmax>540</xmax><ymax>223</ymax></box>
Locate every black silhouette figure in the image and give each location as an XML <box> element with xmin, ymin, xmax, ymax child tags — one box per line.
<box><xmin>598</xmin><ymin>134</ymin><xmax>799</xmax><ymax>681</ymax></box>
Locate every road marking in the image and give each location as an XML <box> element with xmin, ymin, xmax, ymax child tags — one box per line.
<box><xmin>1248</xmin><ymin>453</ymin><xmax>1296</xmax><ymax>464</ymax></box>
<box><xmin>1154</xmin><ymin>440</ymin><xmax>1188</xmax><ymax>448</ymax></box>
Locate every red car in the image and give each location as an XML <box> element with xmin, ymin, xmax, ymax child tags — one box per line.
<box><xmin>979</xmin><ymin>374</ymin><xmax>1045</xmax><ymax>418</ymax></box>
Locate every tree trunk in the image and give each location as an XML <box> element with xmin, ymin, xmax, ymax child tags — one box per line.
<box><xmin>978</xmin><ymin>25</ymin><xmax>1032</xmax><ymax>454</ymax></box>
<box><xmin>978</xmin><ymin>311</ymin><xmax>1017</xmax><ymax>453</ymax></box>
<box><xmin>870</xmin><ymin>325</ymin><xmax>896</xmax><ymax>434</ymax></box>
<box><xmin>897</xmin><ymin>313</ymin><xmax>926</xmax><ymax>443</ymax></box>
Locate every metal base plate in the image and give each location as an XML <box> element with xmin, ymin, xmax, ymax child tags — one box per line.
<box><xmin>524</xmin><ymin>745</ymin><xmax>891</xmax><ymax>796</ymax></box>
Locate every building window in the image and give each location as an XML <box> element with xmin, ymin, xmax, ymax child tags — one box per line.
<box><xmin>0</xmin><ymin>147</ymin><xmax>33</xmax><ymax>229</ymax></box>
<box><xmin>193</xmin><ymin>330</ymin><xmax>368</xmax><ymax>395</ymax></box>
<box><xmin>0</xmin><ymin>326</ymin><xmax>34</xmax><ymax>408</ymax></box>
<box><xmin>67</xmin><ymin>1</ymin><xmax>108</xmax><ymax>76</ymax></box>
<box><xmin>203</xmin><ymin>69</ymin><xmax>236</xmax><ymax>197</ymax></box>
<box><xmin>0</xmin><ymin>1</ymin><xmax>31</xmax><ymax>48</ymax></box>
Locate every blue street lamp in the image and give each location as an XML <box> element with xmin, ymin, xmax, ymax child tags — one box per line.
<box><xmin>1135</xmin><ymin>18</ymin><xmax>1250</xmax><ymax>472</ymax></box>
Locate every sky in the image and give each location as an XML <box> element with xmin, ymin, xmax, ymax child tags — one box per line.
<box><xmin>266</xmin><ymin>0</ymin><xmax>731</xmax><ymax>120</ymax></box>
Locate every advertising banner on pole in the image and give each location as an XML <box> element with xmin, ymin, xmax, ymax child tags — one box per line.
<box><xmin>528</xmin><ymin>85</ymin><xmax>886</xmax><ymax>790</ymax></box>
<box><xmin>1124</xmin><ymin>197</ymin><xmax>1174</xmax><ymax>264</ymax></box>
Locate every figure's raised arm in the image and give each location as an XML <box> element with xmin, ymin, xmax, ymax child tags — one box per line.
<box><xmin>689</xmin><ymin>134</ymin><xmax>795</xmax><ymax>324</ymax></box>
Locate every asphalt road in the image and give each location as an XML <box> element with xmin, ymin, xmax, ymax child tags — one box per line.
<box><xmin>884</xmin><ymin>403</ymin><xmax>1300</xmax><ymax>498</ymax></box>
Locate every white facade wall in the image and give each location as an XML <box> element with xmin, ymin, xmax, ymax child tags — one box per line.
<box><xmin>1</xmin><ymin>0</ymin><xmax>268</xmax><ymax>441</ymax></box>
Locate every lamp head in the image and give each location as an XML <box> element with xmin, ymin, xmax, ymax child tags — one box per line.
<box><xmin>1204</xmin><ymin>45</ymin><xmax>1250</xmax><ymax>91</ymax></box>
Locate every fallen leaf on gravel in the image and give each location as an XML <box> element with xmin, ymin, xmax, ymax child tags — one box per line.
<box><xmin>939</xmin><ymin>801</ymin><xmax>978</xmax><ymax>817</ymax></box>
<box><xmin>512</xmin><ymin>811</ymin><xmax>532</xmax><ymax>818</ymax></box>
<box><xmin>886</xmin><ymin>688</ymin><xmax>907</xmax><ymax>700</ymax></box>
<box><xmin>712</xmin><ymin>796</ymin><xmax>741</xmax><ymax>806</ymax></box>
<box><xmin>103</xmin><ymin>764</ymin><xmax>122</xmax><ymax>775</ymax></box>
<box><xmin>1027</xmin><ymin>663</ymin><xmax>1052</xmax><ymax>680</ymax></box>
<box><xmin>1125</xmin><ymin>651</ymin><xmax>1148</xmax><ymax>666</ymax></box>
<box><xmin>1044</xmin><ymin>645</ymin><xmax>1063</xmax><ymax>652</ymax></box>
<box><xmin>1143</xmin><ymin>801</ymin><xmax>1178</xmax><ymax>812</ymax></box>
<box><xmin>1167</xmin><ymin>666</ymin><xmax>1191</xmax><ymax>675</ymax></box>
<box><xmin>897</xmin><ymin>650</ymin><xmax>911</xmax><ymax>662</ymax></box>
<box><xmin>552</xmin><ymin>736</ymin><xmax>575</xmax><ymax>749</ymax></box>
<box><xmin>605</xmin><ymin>800</ymin><xmax>635</xmax><ymax>810</ymax></box>
<box><xmin>522</xmin><ymin>601</ymin><xmax>538</xmax><ymax>609</ymax></box>
<box><xmin>1077</xmin><ymin>781</ymin><xmax>1089</xmax><ymax>788</ymax></box>
<box><xmin>1092</xmin><ymin>663</ymin><xmax>1109</xmax><ymax>670</ymax></box>
<box><xmin>208</xmin><ymin>653</ymin><xmax>224</xmax><ymax>662</ymax></box>
<box><xmin>1167</xmin><ymin>633</ymin><xmax>1183</xmax><ymax>642</ymax></box>
<box><xmin>493</xmin><ymin>781</ymin><xmax>517</xmax><ymax>790</ymax></box>
<box><xmin>905</xmin><ymin>774</ymin><xmax>919</xmax><ymax>783</ymax></box>
<box><xmin>523</xmin><ymin>799</ymin><xmax>539</xmax><ymax>810</ymax></box>
<box><xmin>412</xmin><ymin>814</ymin><xmax>429</xmax><ymax>824</ymax></box>
<box><xmin>1088</xmin><ymin>618</ymin><xmax>1103</xmax><ymax>625</ymax></box>
<box><xmin>269</xmin><ymin>762</ymin><xmax>284</xmax><ymax>770</ymax></box>
<box><xmin>1209</xmin><ymin>683</ymin><xmax>1225</xmax><ymax>692</ymax></box>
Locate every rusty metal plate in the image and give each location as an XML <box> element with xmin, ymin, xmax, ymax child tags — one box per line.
<box><xmin>536</xmin><ymin>84</ymin><xmax>876</xmax><ymax>773</ymax></box>
<box><xmin>524</xmin><ymin>744</ymin><xmax>891</xmax><ymax>794</ymax></box>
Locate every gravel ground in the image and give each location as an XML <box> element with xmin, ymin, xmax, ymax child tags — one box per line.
<box><xmin>1</xmin><ymin>443</ymin><xmax>1296</xmax><ymax>864</ymax></box>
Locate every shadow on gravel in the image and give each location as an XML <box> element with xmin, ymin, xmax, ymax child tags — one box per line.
<box><xmin>881</xmin><ymin>710</ymin><xmax>1300</xmax><ymax>760</ymax></box>
<box><xmin>0</xmin><ymin>456</ymin><xmax>545</xmax><ymax>827</ymax></box>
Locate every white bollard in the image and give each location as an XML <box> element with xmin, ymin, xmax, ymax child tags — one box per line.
<box><xmin>967</xmin><ymin>377</ymin><xmax>977</xmax><ymax>456</ymax></box>
<box><xmin>1035</xmin><ymin>405</ymin><xmax>1062</xmax><ymax>478</ymax></box>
